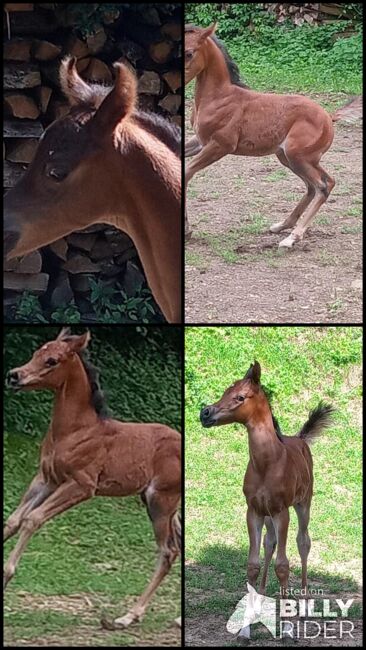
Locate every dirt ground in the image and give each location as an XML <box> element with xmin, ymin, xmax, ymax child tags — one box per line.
<box><xmin>185</xmin><ymin>99</ymin><xmax>362</xmax><ymax>324</ymax></box>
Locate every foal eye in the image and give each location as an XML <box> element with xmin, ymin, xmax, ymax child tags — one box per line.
<box><xmin>237</xmin><ymin>395</ymin><xmax>245</xmax><ymax>402</ymax></box>
<box><xmin>47</xmin><ymin>168</ymin><xmax>68</xmax><ymax>181</ymax></box>
<box><xmin>45</xmin><ymin>357</ymin><xmax>58</xmax><ymax>367</ymax></box>
<box><xmin>186</xmin><ymin>51</ymin><xmax>194</xmax><ymax>60</ymax></box>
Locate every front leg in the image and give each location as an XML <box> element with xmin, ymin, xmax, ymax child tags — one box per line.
<box><xmin>4</xmin><ymin>480</ymin><xmax>93</xmax><ymax>590</ymax></box>
<box><xmin>4</xmin><ymin>473</ymin><xmax>52</xmax><ymax>542</ymax></box>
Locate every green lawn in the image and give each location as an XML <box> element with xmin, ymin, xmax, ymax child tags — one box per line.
<box><xmin>4</xmin><ymin>326</ymin><xmax>181</xmax><ymax>647</ymax></box>
<box><xmin>185</xmin><ymin>326</ymin><xmax>362</xmax><ymax>642</ymax></box>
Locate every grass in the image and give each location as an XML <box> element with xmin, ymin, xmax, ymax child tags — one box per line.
<box><xmin>185</xmin><ymin>327</ymin><xmax>362</xmax><ymax>642</ymax></box>
<box><xmin>4</xmin><ymin>326</ymin><xmax>181</xmax><ymax>647</ymax></box>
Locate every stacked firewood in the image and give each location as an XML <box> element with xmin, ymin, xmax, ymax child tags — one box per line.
<box><xmin>3</xmin><ymin>2</ymin><xmax>181</xmax><ymax>321</ymax></box>
<box><xmin>265</xmin><ymin>3</ymin><xmax>352</xmax><ymax>26</ymax></box>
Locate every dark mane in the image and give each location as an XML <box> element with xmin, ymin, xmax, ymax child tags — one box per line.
<box><xmin>261</xmin><ymin>384</ymin><xmax>283</xmax><ymax>441</ymax></box>
<box><xmin>78</xmin><ymin>350</ymin><xmax>110</xmax><ymax>419</ymax></box>
<box><xmin>185</xmin><ymin>24</ymin><xmax>249</xmax><ymax>89</ymax></box>
<box><xmin>135</xmin><ymin>111</ymin><xmax>181</xmax><ymax>158</ymax></box>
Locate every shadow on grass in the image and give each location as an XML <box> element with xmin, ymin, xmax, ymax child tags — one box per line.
<box><xmin>185</xmin><ymin>544</ymin><xmax>362</xmax><ymax>647</ymax></box>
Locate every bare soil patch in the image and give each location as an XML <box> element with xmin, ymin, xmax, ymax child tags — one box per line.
<box><xmin>185</xmin><ymin>99</ymin><xmax>362</xmax><ymax>324</ymax></box>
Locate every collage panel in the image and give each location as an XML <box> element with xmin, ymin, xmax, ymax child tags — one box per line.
<box><xmin>4</xmin><ymin>2</ymin><xmax>182</xmax><ymax>325</ymax></box>
<box><xmin>184</xmin><ymin>325</ymin><xmax>362</xmax><ymax>646</ymax></box>
<box><xmin>184</xmin><ymin>3</ymin><xmax>362</xmax><ymax>325</ymax></box>
<box><xmin>4</xmin><ymin>325</ymin><xmax>182</xmax><ymax>646</ymax></box>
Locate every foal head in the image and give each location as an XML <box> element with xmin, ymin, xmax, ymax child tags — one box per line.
<box><xmin>184</xmin><ymin>24</ymin><xmax>216</xmax><ymax>84</ymax></box>
<box><xmin>4</xmin><ymin>58</ymin><xmax>137</xmax><ymax>258</ymax></box>
<box><xmin>200</xmin><ymin>361</ymin><xmax>270</xmax><ymax>428</ymax></box>
<box><xmin>7</xmin><ymin>327</ymin><xmax>90</xmax><ymax>392</ymax></box>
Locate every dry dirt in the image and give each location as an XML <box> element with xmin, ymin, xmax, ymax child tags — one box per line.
<box><xmin>185</xmin><ymin>100</ymin><xmax>362</xmax><ymax>324</ymax></box>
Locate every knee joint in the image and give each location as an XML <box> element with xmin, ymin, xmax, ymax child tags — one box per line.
<box><xmin>247</xmin><ymin>563</ymin><xmax>260</xmax><ymax>581</ymax></box>
<box><xmin>275</xmin><ymin>561</ymin><xmax>289</xmax><ymax>580</ymax></box>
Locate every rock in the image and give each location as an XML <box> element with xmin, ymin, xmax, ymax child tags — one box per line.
<box><xmin>6</xmin><ymin>138</ymin><xmax>38</xmax><ymax>163</ymax></box>
<box><xmin>47</xmin><ymin>99</ymin><xmax>70</xmax><ymax>120</ymax></box>
<box><xmin>76</xmin><ymin>57</ymin><xmax>91</xmax><ymax>74</ymax></box>
<box><xmin>4</xmin><ymin>119</ymin><xmax>43</xmax><ymax>138</ymax></box>
<box><xmin>161</xmin><ymin>22</ymin><xmax>181</xmax><ymax>41</ymax></box>
<box><xmin>138</xmin><ymin>70</ymin><xmax>161</xmax><ymax>95</ymax></box>
<box><xmin>163</xmin><ymin>70</ymin><xmax>181</xmax><ymax>92</ymax></box>
<box><xmin>117</xmin><ymin>39</ymin><xmax>145</xmax><ymax>64</ymax></box>
<box><xmin>86</xmin><ymin>27</ymin><xmax>107</xmax><ymax>54</ymax></box>
<box><xmin>48</xmin><ymin>238</ymin><xmax>68</xmax><ymax>261</ymax></box>
<box><xmin>4</xmin><ymin>93</ymin><xmax>40</xmax><ymax>119</ymax></box>
<box><xmin>4</xmin><ymin>160</ymin><xmax>27</xmax><ymax>188</ymax></box>
<box><xmin>138</xmin><ymin>6</ymin><xmax>161</xmax><ymax>25</ymax></box>
<box><xmin>51</xmin><ymin>271</ymin><xmax>74</xmax><ymax>308</ymax></box>
<box><xmin>99</xmin><ymin>259</ymin><xmax>123</xmax><ymax>277</ymax></box>
<box><xmin>7</xmin><ymin>9</ymin><xmax>58</xmax><ymax>36</ymax></box>
<box><xmin>4</xmin><ymin>251</ymin><xmax>42</xmax><ymax>274</ymax></box>
<box><xmin>36</xmin><ymin>86</ymin><xmax>52</xmax><ymax>113</ymax></box>
<box><xmin>63</xmin><ymin>255</ymin><xmax>100</xmax><ymax>274</ymax></box>
<box><xmin>64</xmin><ymin>35</ymin><xmax>90</xmax><ymax>59</ymax></box>
<box><xmin>70</xmin><ymin>274</ymin><xmax>92</xmax><ymax>293</ymax></box>
<box><xmin>90</xmin><ymin>238</ymin><xmax>113</xmax><ymax>261</ymax></box>
<box><xmin>4</xmin><ymin>271</ymin><xmax>49</xmax><ymax>293</ymax></box>
<box><xmin>4</xmin><ymin>63</ymin><xmax>41</xmax><ymax>90</ymax></box>
<box><xmin>33</xmin><ymin>39</ymin><xmax>62</xmax><ymax>61</ymax></box>
<box><xmin>115</xmin><ymin>248</ymin><xmax>137</xmax><ymax>265</ymax></box>
<box><xmin>82</xmin><ymin>58</ymin><xmax>112</xmax><ymax>83</ymax></box>
<box><xmin>171</xmin><ymin>115</ymin><xmax>182</xmax><ymax>128</ymax></box>
<box><xmin>148</xmin><ymin>41</ymin><xmax>173</xmax><ymax>64</ymax></box>
<box><xmin>4</xmin><ymin>38</ymin><xmax>32</xmax><ymax>61</ymax></box>
<box><xmin>158</xmin><ymin>93</ymin><xmax>181</xmax><ymax>114</ymax></box>
<box><xmin>67</xmin><ymin>232</ymin><xmax>98</xmax><ymax>252</ymax></box>
<box><xmin>123</xmin><ymin>261</ymin><xmax>144</xmax><ymax>297</ymax></box>
<box><xmin>4</xmin><ymin>3</ymin><xmax>34</xmax><ymax>10</ymax></box>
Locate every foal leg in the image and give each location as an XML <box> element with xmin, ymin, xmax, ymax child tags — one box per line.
<box><xmin>279</xmin><ymin>161</ymin><xmax>335</xmax><ymax>248</ymax></box>
<box><xmin>269</xmin><ymin>150</ymin><xmax>315</xmax><ymax>234</ymax></box>
<box><xmin>272</xmin><ymin>509</ymin><xmax>290</xmax><ymax>596</ymax></box>
<box><xmin>4</xmin><ymin>473</ymin><xmax>52</xmax><ymax>542</ymax></box>
<box><xmin>3</xmin><ymin>480</ymin><xmax>92</xmax><ymax>590</ymax></box>
<box><xmin>238</xmin><ymin>507</ymin><xmax>264</xmax><ymax>641</ymax></box>
<box><xmin>185</xmin><ymin>135</ymin><xmax>203</xmax><ymax>157</ymax></box>
<box><xmin>294</xmin><ymin>500</ymin><xmax>311</xmax><ymax>596</ymax></box>
<box><xmin>110</xmin><ymin>490</ymin><xmax>181</xmax><ymax>628</ymax></box>
<box><xmin>259</xmin><ymin>516</ymin><xmax>277</xmax><ymax>594</ymax></box>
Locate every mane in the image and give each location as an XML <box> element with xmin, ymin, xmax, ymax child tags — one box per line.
<box><xmin>261</xmin><ymin>384</ymin><xmax>283</xmax><ymax>441</ymax></box>
<box><xmin>185</xmin><ymin>24</ymin><xmax>249</xmax><ymax>89</ymax></box>
<box><xmin>78</xmin><ymin>350</ymin><xmax>110</xmax><ymax>419</ymax></box>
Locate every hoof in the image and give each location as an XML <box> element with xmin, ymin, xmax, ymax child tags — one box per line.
<box><xmin>278</xmin><ymin>235</ymin><xmax>297</xmax><ymax>248</ymax></box>
<box><xmin>269</xmin><ymin>222</ymin><xmax>285</xmax><ymax>234</ymax></box>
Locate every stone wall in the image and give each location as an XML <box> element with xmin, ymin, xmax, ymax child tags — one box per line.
<box><xmin>3</xmin><ymin>2</ymin><xmax>182</xmax><ymax>323</ymax></box>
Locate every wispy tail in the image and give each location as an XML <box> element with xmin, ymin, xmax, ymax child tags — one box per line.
<box><xmin>331</xmin><ymin>96</ymin><xmax>362</xmax><ymax>123</ymax></box>
<box><xmin>297</xmin><ymin>401</ymin><xmax>335</xmax><ymax>443</ymax></box>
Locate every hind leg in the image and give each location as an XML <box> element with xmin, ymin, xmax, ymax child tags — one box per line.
<box><xmin>108</xmin><ymin>488</ymin><xmax>181</xmax><ymax>628</ymax></box>
<box><xmin>294</xmin><ymin>500</ymin><xmax>311</xmax><ymax>595</ymax></box>
<box><xmin>270</xmin><ymin>150</ymin><xmax>315</xmax><ymax>234</ymax></box>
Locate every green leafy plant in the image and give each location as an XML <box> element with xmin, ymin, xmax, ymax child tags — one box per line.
<box><xmin>14</xmin><ymin>292</ymin><xmax>48</xmax><ymax>324</ymax></box>
<box><xmin>50</xmin><ymin>303</ymin><xmax>81</xmax><ymax>323</ymax></box>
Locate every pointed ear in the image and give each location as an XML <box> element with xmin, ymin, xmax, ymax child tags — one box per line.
<box><xmin>57</xmin><ymin>326</ymin><xmax>72</xmax><ymax>340</ymax></box>
<box><xmin>66</xmin><ymin>330</ymin><xmax>91</xmax><ymax>353</ymax></box>
<box><xmin>90</xmin><ymin>62</ymin><xmax>137</xmax><ymax>134</ymax></box>
<box><xmin>60</xmin><ymin>56</ymin><xmax>100</xmax><ymax>108</ymax></box>
<box><xmin>244</xmin><ymin>360</ymin><xmax>261</xmax><ymax>384</ymax></box>
<box><xmin>198</xmin><ymin>23</ymin><xmax>217</xmax><ymax>44</ymax></box>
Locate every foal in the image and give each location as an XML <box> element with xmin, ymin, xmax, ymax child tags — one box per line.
<box><xmin>4</xmin><ymin>58</ymin><xmax>181</xmax><ymax>322</ymax></box>
<box><xmin>4</xmin><ymin>328</ymin><xmax>181</xmax><ymax>629</ymax></box>
<box><xmin>185</xmin><ymin>24</ymin><xmax>362</xmax><ymax>247</ymax></box>
<box><xmin>200</xmin><ymin>361</ymin><xmax>334</xmax><ymax>599</ymax></box>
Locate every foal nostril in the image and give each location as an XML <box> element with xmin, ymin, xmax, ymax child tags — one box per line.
<box><xmin>7</xmin><ymin>370</ymin><xmax>19</xmax><ymax>386</ymax></box>
<box><xmin>203</xmin><ymin>407</ymin><xmax>210</xmax><ymax>418</ymax></box>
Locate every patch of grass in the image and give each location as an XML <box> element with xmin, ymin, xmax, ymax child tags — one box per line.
<box><xmin>265</xmin><ymin>169</ymin><xmax>288</xmax><ymax>182</ymax></box>
<box><xmin>185</xmin><ymin>327</ymin><xmax>362</xmax><ymax>624</ymax></box>
<box><xmin>186</xmin><ymin>250</ymin><xmax>209</xmax><ymax>271</ymax></box>
<box><xmin>345</xmin><ymin>206</ymin><xmax>362</xmax><ymax>218</ymax></box>
<box><xmin>341</xmin><ymin>225</ymin><xmax>362</xmax><ymax>235</ymax></box>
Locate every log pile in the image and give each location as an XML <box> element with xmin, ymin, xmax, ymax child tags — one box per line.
<box><xmin>3</xmin><ymin>3</ymin><xmax>181</xmax><ymax>322</ymax></box>
<box><xmin>265</xmin><ymin>4</ymin><xmax>354</xmax><ymax>26</ymax></box>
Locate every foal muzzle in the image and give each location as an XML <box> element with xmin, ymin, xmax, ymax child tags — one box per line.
<box><xmin>200</xmin><ymin>405</ymin><xmax>218</xmax><ymax>427</ymax></box>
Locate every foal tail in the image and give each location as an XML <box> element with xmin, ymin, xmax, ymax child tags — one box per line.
<box><xmin>297</xmin><ymin>401</ymin><xmax>335</xmax><ymax>443</ymax></box>
<box><xmin>331</xmin><ymin>96</ymin><xmax>362</xmax><ymax>123</ymax></box>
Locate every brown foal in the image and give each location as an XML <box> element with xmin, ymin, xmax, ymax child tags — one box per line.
<box><xmin>200</xmin><ymin>361</ymin><xmax>334</xmax><ymax>602</ymax></box>
<box><xmin>185</xmin><ymin>24</ymin><xmax>362</xmax><ymax>247</ymax></box>
<box><xmin>4</xmin><ymin>58</ymin><xmax>181</xmax><ymax>323</ymax></box>
<box><xmin>4</xmin><ymin>328</ymin><xmax>181</xmax><ymax>629</ymax></box>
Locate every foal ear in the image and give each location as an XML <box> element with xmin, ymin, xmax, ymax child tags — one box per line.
<box><xmin>91</xmin><ymin>62</ymin><xmax>137</xmax><ymax>134</ymax></box>
<box><xmin>66</xmin><ymin>330</ymin><xmax>91</xmax><ymax>353</ymax></box>
<box><xmin>198</xmin><ymin>23</ymin><xmax>217</xmax><ymax>44</ymax></box>
<box><xmin>244</xmin><ymin>360</ymin><xmax>261</xmax><ymax>384</ymax></box>
<box><xmin>57</xmin><ymin>326</ymin><xmax>72</xmax><ymax>340</ymax></box>
<box><xmin>60</xmin><ymin>56</ymin><xmax>100</xmax><ymax>108</ymax></box>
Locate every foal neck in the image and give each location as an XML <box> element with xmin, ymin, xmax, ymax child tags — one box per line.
<box><xmin>52</xmin><ymin>354</ymin><xmax>97</xmax><ymax>436</ymax></box>
<box><xmin>244</xmin><ymin>401</ymin><xmax>283</xmax><ymax>473</ymax></box>
<box><xmin>196</xmin><ymin>38</ymin><xmax>232</xmax><ymax>99</ymax></box>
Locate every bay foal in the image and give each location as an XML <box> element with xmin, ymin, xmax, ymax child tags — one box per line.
<box><xmin>185</xmin><ymin>24</ymin><xmax>362</xmax><ymax>247</ymax></box>
<box><xmin>4</xmin><ymin>58</ymin><xmax>181</xmax><ymax>322</ymax></box>
<box><xmin>4</xmin><ymin>328</ymin><xmax>181</xmax><ymax>629</ymax></box>
<box><xmin>200</xmin><ymin>361</ymin><xmax>334</xmax><ymax>600</ymax></box>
